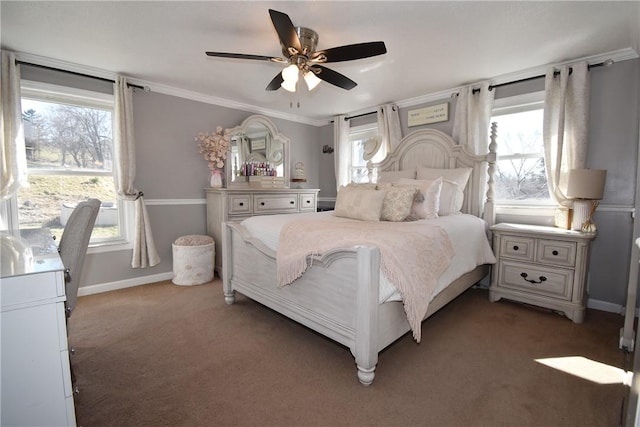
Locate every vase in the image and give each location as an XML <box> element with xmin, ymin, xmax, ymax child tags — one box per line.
<box><xmin>210</xmin><ymin>168</ymin><xmax>223</xmax><ymax>188</ymax></box>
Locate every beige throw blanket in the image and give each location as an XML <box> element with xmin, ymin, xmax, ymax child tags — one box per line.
<box><xmin>277</xmin><ymin>219</ymin><xmax>455</xmax><ymax>342</ymax></box>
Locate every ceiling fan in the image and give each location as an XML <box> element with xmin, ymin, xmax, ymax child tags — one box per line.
<box><xmin>205</xmin><ymin>9</ymin><xmax>387</xmax><ymax>92</ymax></box>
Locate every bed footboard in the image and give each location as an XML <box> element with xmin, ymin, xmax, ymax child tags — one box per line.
<box><xmin>223</xmin><ymin>221</ymin><xmax>385</xmax><ymax>385</ymax></box>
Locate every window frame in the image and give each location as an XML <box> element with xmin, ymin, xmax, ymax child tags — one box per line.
<box><xmin>3</xmin><ymin>80</ymin><xmax>133</xmax><ymax>252</ymax></box>
<box><xmin>491</xmin><ymin>91</ymin><xmax>556</xmax><ymax>215</ymax></box>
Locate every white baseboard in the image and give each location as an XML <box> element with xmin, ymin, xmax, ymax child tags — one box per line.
<box><xmin>588</xmin><ymin>298</ymin><xmax>624</xmax><ymax>315</ymax></box>
<box><xmin>77</xmin><ymin>272</ymin><xmax>174</xmax><ymax>297</ymax></box>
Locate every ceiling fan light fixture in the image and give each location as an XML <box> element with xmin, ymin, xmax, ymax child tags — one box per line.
<box><xmin>304</xmin><ymin>70</ymin><xmax>321</xmax><ymax>91</ymax></box>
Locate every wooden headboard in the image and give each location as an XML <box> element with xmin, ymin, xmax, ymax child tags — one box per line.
<box><xmin>369</xmin><ymin>126</ymin><xmax>497</xmax><ymax>226</ymax></box>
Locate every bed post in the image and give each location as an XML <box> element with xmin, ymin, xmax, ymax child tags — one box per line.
<box><xmin>484</xmin><ymin>122</ymin><xmax>498</xmax><ymax>228</ymax></box>
<box><xmin>354</xmin><ymin>245</ymin><xmax>380</xmax><ymax>386</ymax></box>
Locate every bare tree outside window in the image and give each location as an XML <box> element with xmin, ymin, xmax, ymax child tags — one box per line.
<box><xmin>492</xmin><ymin>109</ymin><xmax>550</xmax><ymax>201</ymax></box>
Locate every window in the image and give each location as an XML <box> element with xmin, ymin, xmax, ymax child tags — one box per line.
<box><xmin>348</xmin><ymin>123</ymin><xmax>381</xmax><ymax>183</ymax></box>
<box><xmin>9</xmin><ymin>81</ymin><xmax>127</xmax><ymax>245</ymax></box>
<box><xmin>491</xmin><ymin>92</ymin><xmax>551</xmax><ymax>204</ymax></box>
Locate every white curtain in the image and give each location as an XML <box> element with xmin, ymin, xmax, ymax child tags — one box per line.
<box><xmin>452</xmin><ymin>81</ymin><xmax>494</xmax><ymax>214</ymax></box>
<box><xmin>453</xmin><ymin>81</ymin><xmax>494</xmax><ymax>154</ymax></box>
<box><xmin>333</xmin><ymin>114</ymin><xmax>350</xmax><ymax>189</ymax></box>
<box><xmin>376</xmin><ymin>103</ymin><xmax>402</xmax><ymax>157</ymax></box>
<box><xmin>1</xmin><ymin>50</ymin><xmax>28</xmax><ymax>200</ymax></box>
<box><xmin>113</xmin><ymin>76</ymin><xmax>160</xmax><ymax>268</ymax></box>
<box><xmin>543</xmin><ymin>61</ymin><xmax>590</xmax><ymax>206</ymax></box>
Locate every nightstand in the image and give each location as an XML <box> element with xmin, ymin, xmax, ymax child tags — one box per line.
<box><xmin>489</xmin><ymin>223</ymin><xmax>596</xmax><ymax>323</ymax></box>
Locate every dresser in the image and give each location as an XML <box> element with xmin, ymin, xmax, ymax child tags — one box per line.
<box><xmin>206</xmin><ymin>188</ymin><xmax>320</xmax><ymax>274</ymax></box>
<box><xmin>1</xmin><ymin>229</ymin><xmax>76</xmax><ymax>426</ymax></box>
<box><xmin>489</xmin><ymin>223</ymin><xmax>596</xmax><ymax>323</ymax></box>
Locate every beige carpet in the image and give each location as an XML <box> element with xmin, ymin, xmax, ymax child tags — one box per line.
<box><xmin>70</xmin><ymin>279</ymin><xmax>630</xmax><ymax>426</ymax></box>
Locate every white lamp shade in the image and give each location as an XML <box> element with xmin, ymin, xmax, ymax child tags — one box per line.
<box><xmin>304</xmin><ymin>71</ymin><xmax>321</xmax><ymax>91</ymax></box>
<box><xmin>281</xmin><ymin>79</ymin><xmax>297</xmax><ymax>92</ymax></box>
<box><xmin>566</xmin><ymin>169</ymin><xmax>607</xmax><ymax>200</ymax></box>
<box><xmin>281</xmin><ymin>64</ymin><xmax>299</xmax><ymax>83</ymax></box>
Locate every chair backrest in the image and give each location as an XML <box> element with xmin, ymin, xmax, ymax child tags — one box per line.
<box><xmin>58</xmin><ymin>198</ymin><xmax>101</xmax><ymax>316</ymax></box>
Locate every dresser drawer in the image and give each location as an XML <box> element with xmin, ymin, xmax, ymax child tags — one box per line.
<box><xmin>253</xmin><ymin>195</ymin><xmax>298</xmax><ymax>213</ymax></box>
<box><xmin>536</xmin><ymin>239</ymin><xmax>576</xmax><ymax>267</ymax></box>
<box><xmin>299</xmin><ymin>193</ymin><xmax>316</xmax><ymax>211</ymax></box>
<box><xmin>498</xmin><ymin>260</ymin><xmax>573</xmax><ymax>301</ymax></box>
<box><xmin>499</xmin><ymin>234</ymin><xmax>535</xmax><ymax>261</ymax></box>
<box><xmin>228</xmin><ymin>196</ymin><xmax>252</xmax><ymax>215</ymax></box>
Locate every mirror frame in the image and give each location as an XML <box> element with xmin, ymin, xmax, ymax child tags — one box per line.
<box><xmin>226</xmin><ymin>115</ymin><xmax>290</xmax><ymax>188</ymax></box>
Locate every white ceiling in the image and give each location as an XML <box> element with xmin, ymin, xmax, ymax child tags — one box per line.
<box><xmin>2</xmin><ymin>1</ymin><xmax>639</xmax><ymax>125</ymax></box>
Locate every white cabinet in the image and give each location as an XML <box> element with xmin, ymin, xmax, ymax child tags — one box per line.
<box><xmin>489</xmin><ymin>223</ymin><xmax>596</xmax><ymax>323</ymax></box>
<box><xmin>1</xmin><ymin>230</ymin><xmax>76</xmax><ymax>426</ymax></box>
<box><xmin>205</xmin><ymin>188</ymin><xmax>319</xmax><ymax>274</ymax></box>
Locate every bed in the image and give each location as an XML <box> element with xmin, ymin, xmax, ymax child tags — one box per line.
<box><xmin>221</xmin><ymin>126</ymin><xmax>498</xmax><ymax>385</ymax></box>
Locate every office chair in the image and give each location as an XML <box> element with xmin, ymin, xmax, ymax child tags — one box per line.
<box><xmin>58</xmin><ymin>198</ymin><xmax>101</xmax><ymax>320</ymax></box>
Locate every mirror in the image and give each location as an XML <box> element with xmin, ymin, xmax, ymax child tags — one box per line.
<box><xmin>226</xmin><ymin>115</ymin><xmax>290</xmax><ymax>188</ymax></box>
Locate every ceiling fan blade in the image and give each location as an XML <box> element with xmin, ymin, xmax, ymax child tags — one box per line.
<box><xmin>312</xmin><ymin>65</ymin><xmax>357</xmax><ymax>90</ymax></box>
<box><xmin>266</xmin><ymin>72</ymin><xmax>284</xmax><ymax>91</ymax></box>
<box><xmin>206</xmin><ymin>51</ymin><xmax>283</xmax><ymax>62</ymax></box>
<box><xmin>312</xmin><ymin>41</ymin><xmax>387</xmax><ymax>63</ymax></box>
<box><xmin>268</xmin><ymin>9</ymin><xmax>302</xmax><ymax>54</ymax></box>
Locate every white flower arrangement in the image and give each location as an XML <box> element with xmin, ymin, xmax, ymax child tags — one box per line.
<box><xmin>195</xmin><ymin>126</ymin><xmax>230</xmax><ymax>170</ymax></box>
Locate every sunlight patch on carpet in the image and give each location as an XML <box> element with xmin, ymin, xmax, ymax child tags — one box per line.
<box><xmin>535</xmin><ymin>356</ymin><xmax>632</xmax><ymax>385</ymax></box>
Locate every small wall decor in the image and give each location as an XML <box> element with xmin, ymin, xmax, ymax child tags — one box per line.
<box><xmin>408</xmin><ymin>102</ymin><xmax>449</xmax><ymax>127</ymax></box>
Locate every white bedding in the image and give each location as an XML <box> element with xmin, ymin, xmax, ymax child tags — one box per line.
<box><xmin>240</xmin><ymin>211</ymin><xmax>496</xmax><ymax>303</ymax></box>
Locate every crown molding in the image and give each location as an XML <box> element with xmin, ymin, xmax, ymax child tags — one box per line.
<box><xmin>14</xmin><ymin>47</ymin><xmax>638</xmax><ymax>128</ymax></box>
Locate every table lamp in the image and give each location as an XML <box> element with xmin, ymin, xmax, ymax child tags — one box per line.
<box><xmin>566</xmin><ymin>168</ymin><xmax>607</xmax><ymax>233</ymax></box>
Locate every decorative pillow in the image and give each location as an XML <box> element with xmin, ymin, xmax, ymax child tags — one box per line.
<box><xmin>377</xmin><ymin>168</ymin><xmax>416</xmax><ymax>183</ymax></box>
<box><xmin>393</xmin><ymin>178</ymin><xmax>442</xmax><ymax>220</ymax></box>
<box><xmin>333</xmin><ymin>185</ymin><xmax>386</xmax><ymax>221</ymax></box>
<box><xmin>416</xmin><ymin>167</ymin><xmax>472</xmax><ymax>214</ymax></box>
<box><xmin>380</xmin><ymin>186</ymin><xmax>419</xmax><ymax>222</ymax></box>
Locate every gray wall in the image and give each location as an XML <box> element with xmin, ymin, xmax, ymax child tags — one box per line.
<box><xmin>79</xmin><ymin>90</ymin><xmax>320</xmax><ymax>288</ymax></box>
<box><xmin>22</xmin><ymin>58</ymin><xmax>640</xmax><ymax>310</ymax></box>
<box><xmin>316</xmin><ymin>59</ymin><xmax>640</xmax><ymax>309</ymax></box>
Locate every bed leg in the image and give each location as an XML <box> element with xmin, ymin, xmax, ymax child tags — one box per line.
<box><xmin>357</xmin><ymin>365</ymin><xmax>376</xmax><ymax>386</ymax></box>
<box><xmin>354</xmin><ymin>246</ymin><xmax>380</xmax><ymax>386</ymax></box>
<box><xmin>224</xmin><ymin>290</ymin><xmax>236</xmax><ymax>305</ymax></box>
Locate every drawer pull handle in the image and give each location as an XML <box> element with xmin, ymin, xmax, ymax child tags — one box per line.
<box><xmin>520</xmin><ymin>272</ymin><xmax>547</xmax><ymax>284</ymax></box>
<box><xmin>290</xmin><ymin>201</ymin><xmax>295</xmax><ymax>205</ymax></box>
<box><xmin>306</xmin><ymin>200</ymin><xmax>310</xmax><ymax>204</ymax></box>
<box><xmin>513</xmin><ymin>245</ymin><xmax>519</xmax><ymax>251</ymax></box>
<box><xmin>552</xmin><ymin>250</ymin><xmax>559</xmax><ymax>256</ymax></box>
<box><xmin>261</xmin><ymin>202</ymin><xmax>265</xmax><ymax>206</ymax></box>
<box><xmin>239</xmin><ymin>202</ymin><xmax>244</xmax><ymax>206</ymax></box>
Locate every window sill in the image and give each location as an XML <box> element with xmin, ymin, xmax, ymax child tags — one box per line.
<box><xmin>87</xmin><ymin>239</ymin><xmax>133</xmax><ymax>254</ymax></box>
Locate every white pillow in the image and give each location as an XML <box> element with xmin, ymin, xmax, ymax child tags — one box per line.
<box><xmin>333</xmin><ymin>185</ymin><xmax>386</xmax><ymax>221</ymax></box>
<box><xmin>380</xmin><ymin>186</ymin><xmax>419</xmax><ymax>222</ymax></box>
<box><xmin>393</xmin><ymin>178</ymin><xmax>442</xmax><ymax>220</ymax></box>
<box><xmin>416</xmin><ymin>167</ymin><xmax>472</xmax><ymax>214</ymax></box>
<box><xmin>377</xmin><ymin>168</ymin><xmax>416</xmax><ymax>183</ymax></box>
<box><xmin>439</xmin><ymin>180</ymin><xmax>463</xmax><ymax>215</ymax></box>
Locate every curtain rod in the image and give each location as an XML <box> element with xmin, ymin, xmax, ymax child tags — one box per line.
<box><xmin>15</xmin><ymin>60</ymin><xmax>148</xmax><ymax>91</ymax></box>
<box><xmin>476</xmin><ymin>59</ymin><xmax>614</xmax><ymax>93</ymax></box>
<box><xmin>329</xmin><ymin>105</ymin><xmax>399</xmax><ymax>124</ymax></box>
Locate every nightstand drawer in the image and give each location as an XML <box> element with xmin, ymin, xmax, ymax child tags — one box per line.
<box><xmin>299</xmin><ymin>193</ymin><xmax>316</xmax><ymax>211</ymax></box>
<box><xmin>228</xmin><ymin>196</ymin><xmax>252</xmax><ymax>215</ymax></box>
<box><xmin>254</xmin><ymin>195</ymin><xmax>298</xmax><ymax>213</ymax></box>
<box><xmin>536</xmin><ymin>239</ymin><xmax>576</xmax><ymax>267</ymax></box>
<box><xmin>499</xmin><ymin>234</ymin><xmax>535</xmax><ymax>261</ymax></box>
<box><xmin>499</xmin><ymin>261</ymin><xmax>573</xmax><ymax>301</ymax></box>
